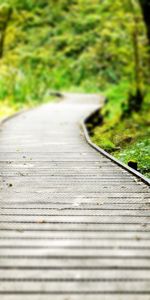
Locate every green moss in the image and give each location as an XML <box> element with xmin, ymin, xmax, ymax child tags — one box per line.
<box><xmin>92</xmin><ymin>83</ymin><xmax>150</xmax><ymax>179</ymax></box>
<box><xmin>114</xmin><ymin>137</ymin><xmax>150</xmax><ymax>178</ymax></box>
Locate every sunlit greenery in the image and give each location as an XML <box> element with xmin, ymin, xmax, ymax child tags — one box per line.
<box><xmin>0</xmin><ymin>0</ymin><xmax>148</xmax><ymax>114</ymax></box>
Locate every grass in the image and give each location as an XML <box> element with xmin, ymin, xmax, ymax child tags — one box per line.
<box><xmin>115</xmin><ymin>136</ymin><xmax>150</xmax><ymax>178</ymax></box>
<box><xmin>92</xmin><ymin>81</ymin><xmax>150</xmax><ymax>178</ymax></box>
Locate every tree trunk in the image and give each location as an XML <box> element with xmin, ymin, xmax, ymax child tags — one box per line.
<box><xmin>125</xmin><ymin>0</ymin><xmax>143</xmax><ymax>114</ymax></box>
<box><xmin>139</xmin><ymin>0</ymin><xmax>150</xmax><ymax>46</ymax></box>
<box><xmin>0</xmin><ymin>7</ymin><xmax>12</xmax><ymax>59</ymax></box>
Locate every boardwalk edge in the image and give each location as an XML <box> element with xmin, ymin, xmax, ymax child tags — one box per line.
<box><xmin>81</xmin><ymin>110</ymin><xmax>150</xmax><ymax>187</ymax></box>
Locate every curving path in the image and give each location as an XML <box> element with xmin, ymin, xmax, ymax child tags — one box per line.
<box><xmin>0</xmin><ymin>94</ymin><xmax>150</xmax><ymax>300</ymax></box>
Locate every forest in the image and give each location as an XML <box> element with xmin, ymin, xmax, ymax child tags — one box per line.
<box><xmin>0</xmin><ymin>0</ymin><xmax>149</xmax><ymax>177</ymax></box>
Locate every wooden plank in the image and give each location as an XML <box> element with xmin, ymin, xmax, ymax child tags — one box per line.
<box><xmin>0</xmin><ymin>296</ymin><xmax>150</xmax><ymax>300</ymax></box>
<box><xmin>0</xmin><ymin>248</ymin><xmax>150</xmax><ymax>257</ymax></box>
<box><xmin>0</xmin><ymin>223</ymin><xmax>150</xmax><ymax>231</ymax></box>
<box><xmin>0</xmin><ymin>257</ymin><xmax>150</xmax><ymax>268</ymax></box>
<box><xmin>1</xmin><ymin>269</ymin><xmax>150</xmax><ymax>279</ymax></box>
<box><xmin>0</xmin><ymin>230</ymin><xmax>149</xmax><ymax>238</ymax></box>
<box><xmin>0</xmin><ymin>281</ymin><xmax>150</xmax><ymax>292</ymax></box>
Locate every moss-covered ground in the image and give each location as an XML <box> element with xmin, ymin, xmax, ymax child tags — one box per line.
<box><xmin>92</xmin><ymin>82</ymin><xmax>150</xmax><ymax>178</ymax></box>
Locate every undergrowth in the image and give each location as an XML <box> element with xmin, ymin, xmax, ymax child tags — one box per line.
<box><xmin>92</xmin><ymin>82</ymin><xmax>150</xmax><ymax>178</ymax></box>
<box><xmin>0</xmin><ymin>0</ymin><xmax>148</xmax><ymax>118</ymax></box>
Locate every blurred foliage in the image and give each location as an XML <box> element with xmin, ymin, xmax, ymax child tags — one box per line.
<box><xmin>0</xmin><ymin>0</ymin><xmax>149</xmax><ymax>116</ymax></box>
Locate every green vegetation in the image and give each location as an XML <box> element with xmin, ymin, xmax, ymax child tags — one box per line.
<box><xmin>0</xmin><ymin>0</ymin><xmax>148</xmax><ymax>112</ymax></box>
<box><xmin>0</xmin><ymin>0</ymin><xmax>149</xmax><ymax>177</ymax></box>
<box><xmin>92</xmin><ymin>82</ymin><xmax>150</xmax><ymax>178</ymax></box>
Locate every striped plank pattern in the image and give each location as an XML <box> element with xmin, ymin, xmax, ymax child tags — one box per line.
<box><xmin>0</xmin><ymin>93</ymin><xmax>150</xmax><ymax>300</ymax></box>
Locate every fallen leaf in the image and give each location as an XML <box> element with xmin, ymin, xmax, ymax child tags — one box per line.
<box><xmin>37</xmin><ymin>219</ymin><xmax>46</xmax><ymax>224</ymax></box>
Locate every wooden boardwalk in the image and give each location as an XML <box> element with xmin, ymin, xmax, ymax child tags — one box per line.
<box><xmin>0</xmin><ymin>93</ymin><xmax>150</xmax><ymax>300</ymax></box>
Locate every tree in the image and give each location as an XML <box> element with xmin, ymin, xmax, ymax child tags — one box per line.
<box><xmin>138</xmin><ymin>0</ymin><xmax>150</xmax><ymax>82</ymax></box>
<box><xmin>139</xmin><ymin>0</ymin><xmax>150</xmax><ymax>46</ymax></box>
<box><xmin>124</xmin><ymin>0</ymin><xmax>144</xmax><ymax>114</ymax></box>
<box><xmin>0</xmin><ymin>5</ymin><xmax>12</xmax><ymax>58</ymax></box>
